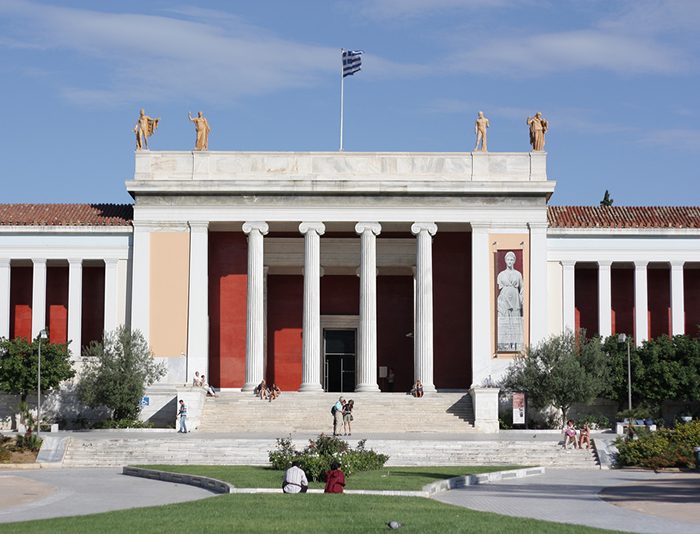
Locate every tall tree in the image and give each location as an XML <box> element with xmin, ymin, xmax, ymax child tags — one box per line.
<box><xmin>501</xmin><ymin>332</ymin><xmax>609</xmax><ymax>424</ymax></box>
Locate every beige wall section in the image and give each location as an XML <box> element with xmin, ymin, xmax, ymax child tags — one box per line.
<box><xmin>489</xmin><ymin>233</ymin><xmax>530</xmax><ymax>358</ymax></box>
<box><xmin>150</xmin><ymin>232</ymin><xmax>190</xmax><ymax>357</ymax></box>
<box><xmin>547</xmin><ymin>261</ymin><xmax>563</xmax><ymax>337</ymax></box>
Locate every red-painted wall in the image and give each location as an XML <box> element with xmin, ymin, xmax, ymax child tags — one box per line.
<box><xmin>433</xmin><ymin>232</ymin><xmax>471</xmax><ymax>388</ymax></box>
<box><xmin>46</xmin><ymin>266</ymin><xmax>68</xmax><ymax>344</ymax></box>
<box><xmin>10</xmin><ymin>266</ymin><xmax>32</xmax><ymax>340</ymax></box>
<box><xmin>320</xmin><ymin>276</ymin><xmax>359</xmax><ymax>315</ymax></box>
<box><xmin>209</xmin><ymin>232</ymin><xmax>248</xmax><ymax>388</ymax></box>
<box><xmin>81</xmin><ymin>265</ymin><xmax>105</xmax><ymax>348</ymax></box>
<box><xmin>684</xmin><ymin>268</ymin><xmax>700</xmax><ymax>337</ymax></box>
<box><xmin>648</xmin><ymin>267</ymin><xmax>671</xmax><ymax>339</ymax></box>
<box><xmin>611</xmin><ymin>266</ymin><xmax>634</xmax><ymax>337</ymax></box>
<box><xmin>575</xmin><ymin>266</ymin><xmax>598</xmax><ymax>337</ymax></box>
<box><xmin>377</xmin><ymin>276</ymin><xmax>414</xmax><ymax>392</ymax></box>
<box><xmin>267</xmin><ymin>275</ymin><xmax>303</xmax><ymax>390</ymax></box>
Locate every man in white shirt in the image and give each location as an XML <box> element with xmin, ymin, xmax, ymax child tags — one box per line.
<box><xmin>282</xmin><ymin>461</ymin><xmax>308</xmax><ymax>493</ymax></box>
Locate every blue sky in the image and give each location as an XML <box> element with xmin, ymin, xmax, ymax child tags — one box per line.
<box><xmin>1</xmin><ymin>0</ymin><xmax>699</xmax><ymax>206</ymax></box>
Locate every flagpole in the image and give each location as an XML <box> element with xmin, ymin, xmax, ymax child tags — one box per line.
<box><xmin>339</xmin><ymin>48</ymin><xmax>344</xmax><ymax>151</ymax></box>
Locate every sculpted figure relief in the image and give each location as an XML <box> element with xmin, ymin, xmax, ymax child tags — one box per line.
<box><xmin>473</xmin><ymin>111</ymin><xmax>490</xmax><ymax>152</ymax></box>
<box><xmin>527</xmin><ymin>112</ymin><xmax>548</xmax><ymax>151</ymax></box>
<box><xmin>134</xmin><ymin>109</ymin><xmax>159</xmax><ymax>151</ymax></box>
<box><xmin>496</xmin><ymin>250</ymin><xmax>524</xmax><ymax>351</ymax></box>
<box><xmin>188</xmin><ymin>111</ymin><xmax>211</xmax><ymax>151</ymax></box>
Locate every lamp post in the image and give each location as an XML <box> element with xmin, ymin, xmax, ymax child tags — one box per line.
<box><xmin>37</xmin><ymin>328</ymin><xmax>48</xmax><ymax>438</ymax></box>
<box><xmin>618</xmin><ymin>333</ymin><xmax>632</xmax><ymax>411</ymax></box>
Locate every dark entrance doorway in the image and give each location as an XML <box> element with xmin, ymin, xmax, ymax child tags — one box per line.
<box><xmin>324</xmin><ymin>329</ymin><xmax>356</xmax><ymax>392</ymax></box>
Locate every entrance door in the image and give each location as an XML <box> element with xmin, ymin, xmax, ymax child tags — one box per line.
<box><xmin>324</xmin><ymin>329</ymin><xmax>356</xmax><ymax>392</ymax></box>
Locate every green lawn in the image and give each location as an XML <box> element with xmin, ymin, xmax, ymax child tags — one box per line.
<box><xmin>2</xmin><ymin>494</ymin><xmax>618</xmax><ymax>534</ymax></box>
<box><xmin>138</xmin><ymin>464</ymin><xmax>523</xmax><ymax>490</ymax></box>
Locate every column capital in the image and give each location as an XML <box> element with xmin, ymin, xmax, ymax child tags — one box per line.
<box><xmin>470</xmin><ymin>222</ymin><xmax>490</xmax><ymax>233</ymax></box>
<box><xmin>670</xmin><ymin>260</ymin><xmax>685</xmax><ymax>269</ymax></box>
<box><xmin>68</xmin><ymin>258</ymin><xmax>83</xmax><ymax>266</ymax></box>
<box><xmin>32</xmin><ymin>258</ymin><xmax>47</xmax><ymax>265</ymax></box>
<box><xmin>0</xmin><ymin>258</ymin><xmax>10</xmax><ymax>267</ymax></box>
<box><xmin>299</xmin><ymin>222</ymin><xmax>326</xmax><ymax>236</ymax></box>
<box><xmin>242</xmin><ymin>221</ymin><xmax>269</xmax><ymax>236</ymax></box>
<box><xmin>597</xmin><ymin>260</ymin><xmax>613</xmax><ymax>268</ymax></box>
<box><xmin>410</xmin><ymin>222</ymin><xmax>437</xmax><ymax>236</ymax></box>
<box><xmin>561</xmin><ymin>260</ymin><xmax>576</xmax><ymax>269</ymax></box>
<box><xmin>634</xmin><ymin>260</ymin><xmax>649</xmax><ymax>269</ymax></box>
<box><xmin>355</xmin><ymin>222</ymin><xmax>381</xmax><ymax>236</ymax></box>
<box><xmin>104</xmin><ymin>258</ymin><xmax>119</xmax><ymax>266</ymax></box>
<box><xmin>189</xmin><ymin>221</ymin><xmax>209</xmax><ymax>232</ymax></box>
<box><xmin>527</xmin><ymin>221</ymin><xmax>549</xmax><ymax>231</ymax></box>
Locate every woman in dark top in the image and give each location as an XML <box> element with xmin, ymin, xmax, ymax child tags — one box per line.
<box><xmin>342</xmin><ymin>399</ymin><xmax>354</xmax><ymax>435</ymax></box>
<box><xmin>324</xmin><ymin>461</ymin><xmax>345</xmax><ymax>493</ymax></box>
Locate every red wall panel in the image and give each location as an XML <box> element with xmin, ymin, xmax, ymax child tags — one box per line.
<box><xmin>267</xmin><ymin>275</ymin><xmax>303</xmax><ymax>390</ymax></box>
<box><xmin>46</xmin><ymin>266</ymin><xmax>68</xmax><ymax>344</ymax></box>
<box><xmin>575</xmin><ymin>266</ymin><xmax>598</xmax><ymax>337</ymax></box>
<box><xmin>377</xmin><ymin>276</ymin><xmax>414</xmax><ymax>392</ymax></box>
<box><xmin>10</xmin><ymin>266</ymin><xmax>32</xmax><ymax>340</ymax></box>
<box><xmin>648</xmin><ymin>267</ymin><xmax>671</xmax><ymax>339</ymax></box>
<box><xmin>611</xmin><ymin>267</ymin><xmax>634</xmax><ymax>337</ymax></box>
<box><xmin>81</xmin><ymin>265</ymin><xmax>105</xmax><ymax>348</ymax></box>
<box><xmin>208</xmin><ymin>232</ymin><xmax>247</xmax><ymax>388</ymax></box>
<box><xmin>433</xmin><ymin>232</ymin><xmax>471</xmax><ymax>388</ymax></box>
<box><xmin>684</xmin><ymin>268</ymin><xmax>700</xmax><ymax>337</ymax></box>
<box><xmin>320</xmin><ymin>276</ymin><xmax>359</xmax><ymax>315</ymax></box>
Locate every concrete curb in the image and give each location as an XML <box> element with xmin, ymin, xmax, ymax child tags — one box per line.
<box><xmin>36</xmin><ymin>436</ymin><xmax>69</xmax><ymax>464</ymax></box>
<box><xmin>122</xmin><ymin>466</ymin><xmax>232</xmax><ymax>494</ymax></box>
<box><xmin>593</xmin><ymin>438</ymin><xmax>618</xmax><ymax>470</ymax></box>
<box><xmin>423</xmin><ymin>466</ymin><xmax>546</xmax><ymax>495</ymax></box>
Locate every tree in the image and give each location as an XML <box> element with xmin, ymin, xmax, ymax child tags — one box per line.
<box><xmin>0</xmin><ymin>336</ymin><xmax>75</xmax><ymax>423</ymax></box>
<box><xmin>501</xmin><ymin>332</ymin><xmax>608</xmax><ymax>424</ymax></box>
<box><xmin>77</xmin><ymin>327</ymin><xmax>166</xmax><ymax>421</ymax></box>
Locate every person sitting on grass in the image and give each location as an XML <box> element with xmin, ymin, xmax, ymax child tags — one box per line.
<box><xmin>563</xmin><ymin>419</ymin><xmax>578</xmax><ymax>449</ymax></box>
<box><xmin>254</xmin><ymin>379</ymin><xmax>267</xmax><ymax>400</ymax></box>
<box><xmin>282</xmin><ymin>461</ymin><xmax>308</xmax><ymax>494</ymax></box>
<box><xmin>269</xmin><ymin>383</ymin><xmax>281</xmax><ymax>401</ymax></box>
<box><xmin>324</xmin><ymin>461</ymin><xmax>346</xmax><ymax>494</ymax></box>
<box><xmin>578</xmin><ymin>422</ymin><xmax>591</xmax><ymax>449</ymax></box>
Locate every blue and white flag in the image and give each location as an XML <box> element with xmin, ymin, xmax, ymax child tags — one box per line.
<box><xmin>342</xmin><ymin>49</ymin><xmax>363</xmax><ymax>77</ymax></box>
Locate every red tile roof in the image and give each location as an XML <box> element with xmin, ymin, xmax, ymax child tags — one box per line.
<box><xmin>0</xmin><ymin>204</ymin><xmax>133</xmax><ymax>226</ymax></box>
<box><xmin>548</xmin><ymin>206</ymin><xmax>700</xmax><ymax>229</ymax></box>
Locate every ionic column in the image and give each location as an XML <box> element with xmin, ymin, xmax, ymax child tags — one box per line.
<box><xmin>299</xmin><ymin>222</ymin><xmax>325</xmax><ymax>392</ymax></box>
<box><xmin>187</xmin><ymin>222</ymin><xmax>209</xmax><ymax>379</ymax></box>
<box><xmin>670</xmin><ymin>261</ymin><xmax>685</xmax><ymax>336</ymax></box>
<box><xmin>529</xmin><ymin>222</ymin><xmax>548</xmax><ymax>347</ymax></box>
<box><xmin>411</xmin><ymin>222</ymin><xmax>437</xmax><ymax>393</ymax></box>
<box><xmin>471</xmin><ymin>223</ymin><xmax>491</xmax><ymax>386</ymax></box>
<box><xmin>561</xmin><ymin>260</ymin><xmax>576</xmax><ymax>333</ymax></box>
<box><xmin>103</xmin><ymin>258</ymin><xmax>119</xmax><ymax>334</ymax></box>
<box><xmin>598</xmin><ymin>261</ymin><xmax>612</xmax><ymax>338</ymax></box>
<box><xmin>0</xmin><ymin>259</ymin><xmax>10</xmax><ymax>339</ymax></box>
<box><xmin>67</xmin><ymin>259</ymin><xmax>83</xmax><ymax>359</ymax></box>
<box><xmin>634</xmin><ymin>260</ymin><xmax>649</xmax><ymax>345</ymax></box>
<box><xmin>31</xmin><ymin>259</ymin><xmax>47</xmax><ymax>339</ymax></box>
<box><xmin>354</xmin><ymin>222</ymin><xmax>381</xmax><ymax>392</ymax></box>
<box><xmin>242</xmin><ymin>221</ymin><xmax>269</xmax><ymax>391</ymax></box>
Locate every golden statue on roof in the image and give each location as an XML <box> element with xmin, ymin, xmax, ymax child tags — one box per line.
<box><xmin>134</xmin><ymin>108</ymin><xmax>159</xmax><ymax>151</ymax></box>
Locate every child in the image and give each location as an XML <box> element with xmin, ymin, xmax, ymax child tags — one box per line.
<box><xmin>563</xmin><ymin>419</ymin><xmax>578</xmax><ymax>449</ymax></box>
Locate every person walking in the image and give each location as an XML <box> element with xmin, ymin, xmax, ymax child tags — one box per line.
<box><xmin>324</xmin><ymin>461</ymin><xmax>346</xmax><ymax>493</ymax></box>
<box><xmin>178</xmin><ymin>399</ymin><xmax>188</xmax><ymax>433</ymax></box>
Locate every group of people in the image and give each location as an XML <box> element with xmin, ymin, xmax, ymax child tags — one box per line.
<box><xmin>192</xmin><ymin>371</ymin><xmax>218</xmax><ymax>397</ymax></box>
<box><xmin>331</xmin><ymin>397</ymin><xmax>354</xmax><ymax>436</ymax></box>
<box><xmin>282</xmin><ymin>461</ymin><xmax>345</xmax><ymax>494</ymax></box>
<box><xmin>563</xmin><ymin>419</ymin><xmax>591</xmax><ymax>450</ymax></box>
<box><xmin>254</xmin><ymin>379</ymin><xmax>281</xmax><ymax>401</ymax></box>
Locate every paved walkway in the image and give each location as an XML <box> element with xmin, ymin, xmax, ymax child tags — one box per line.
<box><xmin>434</xmin><ymin>468</ymin><xmax>700</xmax><ymax>533</ymax></box>
<box><xmin>0</xmin><ymin>468</ymin><xmax>213</xmax><ymax>524</ymax></box>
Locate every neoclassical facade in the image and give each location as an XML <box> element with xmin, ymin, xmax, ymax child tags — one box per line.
<box><xmin>1</xmin><ymin>151</ymin><xmax>699</xmax><ymax>395</ymax></box>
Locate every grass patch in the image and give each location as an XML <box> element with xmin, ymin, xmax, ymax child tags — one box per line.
<box><xmin>138</xmin><ymin>464</ymin><xmax>523</xmax><ymax>490</ymax></box>
<box><xmin>2</xmin><ymin>493</ymin><xmax>616</xmax><ymax>534</ymax></box>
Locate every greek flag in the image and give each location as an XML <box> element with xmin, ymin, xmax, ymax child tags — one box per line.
<box><xmin>342</xmin><ymin>49</ymin><xmax>363</xmax><ymax>77</ymax></box>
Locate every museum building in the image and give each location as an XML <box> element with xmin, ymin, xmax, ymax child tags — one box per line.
<box><xmin>1</xmin><ymin>151</ymin><xmax>699</xmax><ymax>396</ymax></box>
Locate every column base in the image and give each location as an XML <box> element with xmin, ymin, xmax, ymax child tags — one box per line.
<box><xmin>469</xmin><ymin>387</ymin><xmax>500</xmax><ymax>433</ymax></box>
<box><xmin>241</xmin><ymin>383</ymin><xmax>258</xmax><ymax>392</ymax></box>
<box><xmin>421</xmin><ymin>382</ymin><xmax>436</xmax><ymax>393</ymax></box>
<box><xmin>298</xmin><ymin>383</ymin><xmax>323</xmax><ymax>392</ymax></box>
<box><xmin>355</xmin><ymin>383</ymin><xmax>380</xmax><ymax>392</ymax></box>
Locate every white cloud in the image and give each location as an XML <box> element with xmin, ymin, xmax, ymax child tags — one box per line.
<box><xmin>356</xmin><ymin>0</ymin><xmax>521</xmax><ymax>20</ymax></box>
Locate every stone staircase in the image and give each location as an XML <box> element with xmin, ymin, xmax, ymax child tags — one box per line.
<box><xmin>60</xmin><ymin>436</ymin><xmax>599</xmax><ymax>469</ymax></box>
<box><xmin>197</xmin><ymin>391</ymin><xmax>475</xmax><ymax>433</ymax></box>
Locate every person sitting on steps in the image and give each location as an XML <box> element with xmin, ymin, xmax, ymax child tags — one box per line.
<box><xmin>563</xmin><ymin>419</ymin><xmax>578</xmax><ymax>449</ymax></box>
<box><xmin>254</xmin><ymin>379</ymin><xmax>268</xmax><ymax>400</ymax></box>
<box><xmin>411</xmin><ymin>380</ymin><xmax>424</xmax><ymax>398</ymax></box>
<box><xmin>578</xmin><ymin>422</ymin><xmax>591</xmax><ymax>449</ymax></box>
<box><xmin>269</xmin><ymin>383</ymin><xmax>281</xmax><ymax>402</ymax></box>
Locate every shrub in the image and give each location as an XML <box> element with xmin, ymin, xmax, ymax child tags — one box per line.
<box><xmin>94</xmin><ymin>418</ymin><xmax>154</xmax><ymax>429</ymax></box>
<box><xmin>616</xmin><ymin>419</ymin><xmax>700</xmax><ymax>469</ymax></box>
<box><xmin>268</xmin><ymin>434</ymin><xmax>389</xmax><ymax>481</ymax></box>
<box><xmin>576</xmin><ymin>414</ymin><xmax>610</xmax><ymax>430</ymax></box>
<box><xmin>15</xmin><ymin>430</ymin><xmax>42</xmax><ymax>452</ymax></box>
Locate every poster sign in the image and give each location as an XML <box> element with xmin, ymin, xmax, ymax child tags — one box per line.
<box><xmin>141</xmin><ymin>396</ymin><xmax>150</xmax><ymax>407</ymax></box>
<box><xmin>495</xmin><ymin>249</ymin><xmax>524</xmax><ymax>352</ymax></box>
<box><xmin>512</xmin><ymin>392</ymin><xmax>525</xmax><ymax>425</ymax></box>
